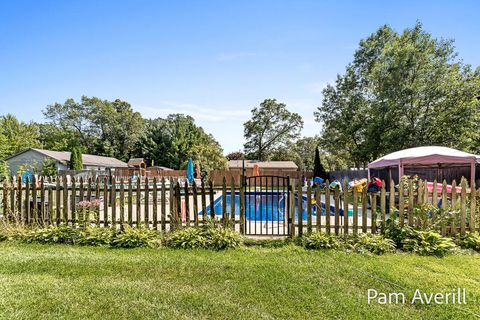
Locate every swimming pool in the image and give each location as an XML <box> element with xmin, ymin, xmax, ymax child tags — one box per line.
<box><xmin>200</xmin><ymin>192</ymin><xmax>347</xmax><ymax>221</ymax></box>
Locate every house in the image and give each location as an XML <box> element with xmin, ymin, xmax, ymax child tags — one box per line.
<box><xmin>228</xmin><ymin>160</ymin><xmax>298</xmax><ymax>175</ymax></box>
<box><xmin>4</xmin><ymin>148</ymin><xmax>128</xmax><ymax>176</ymax></box>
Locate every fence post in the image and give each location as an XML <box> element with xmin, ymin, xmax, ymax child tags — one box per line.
<box><xmin>343</xmin><ymin>180</ymin><xmax>349</xmax><ymax>235</ymax></box>
<box><xmin>290</xmin><ymin>178</ymin><xmax>296</xmax><ymax>237</ymax></box>
<box><xmin>201</xmin><ymin>180</ymin><xmax>207</xmax><ymax>223</ymax></box>
<box><xmin>325</xmin><ymin>181</ymin><xmax>330</xmax><ymax>235</ymax></box>
<box><xmin>136</xmin><ymin>178</ymin><xmax>141</xmax><ymax>227</ymax></box>
<box><xmin>470</xmin><ymin>182</ymin><xmax>476</xmax><ymax>233</ymax></box>
<box><xmin>26</xmin><ymin>176</ymin><xmax>32</xmax><ymax>225</ymax></box>
<box><xmin>361</xmin><ymin>187</ymin><xmax>367</xmax><ymax>233</ymax></box>
<box><xmin>352</xmin><ymin>186</ymin><xmax>358</xmax><ymax>235</ymax></box>
<box><xmin>460</xmin><ymin>179</ymin><xmax>467</xmax><ymax>235</ymax></box>
<box><xmin>407</xmin><ymin>179</ymin><xmax>414</xmax><ymax>227</ymax></box>
<box><xmin>144</xmin><ymin>177</ymin><xmax>150</xmax><ymax>228</ymax></box>
<box><xmin>184</xmin><ymin>180</ymin><xmax>190</xmax><ymax>227</ymax></box>
<box><xmin>380</xmin><ymin>181</ymin><xmax>386</xmax><ymax>232</ymax></box>
<box><xmin>315</xmin><ymin>186</ymin><xmax>321</xmax><ymax>232</ymax></box>
<box><xmin>297</xmin><ymin>177</ymin><xmax>303</xmax><ymax>236</ymax></box>
<box><xmin>222</xmin><ymin>177</ymin><xmax>227</xmax><ymax>225</ymax></box>
<box><xmin>307</xmin><ymin>182</ymin><xmax>312</xmax><ymax>235</ymax></box>
<box><xmin>441</xmin><ymin>180</ymin><xmax>447</xmax><ymax>236</ymax></box>
<box><xmin>193</xmin><ymin>181</ymin><xmax>199</xmax><ymax>227</ymax></box>
<box><xmin>451</xmin><ymin>180</ymin><xmax>457</xmax><ymax>235</ymax></box>
<box><xmin>153</xmin><ymin>177</ymin><xmax>158</xmax><ymax>229</ymax></box>
<box><xmin>230</xmin><ymin>177</ymin><xmax>235</xmax><ymax>228</ymax></box>
<box><xmin>71</xmin><ymin>177</ymin><xmax>76</xmax><ymax>226</ymax></box>
<box><xmin>398</xmin><ymin>179</ymin><xmax>404</xmax><ymax>227</ymax></box>
<box><xmin>209</xmin><ymin>180</ymin><xmax>215</xmax><ymax>220</ymax></box>
<box><xmin>128</xmin><ymin>178</ymin><xmax>133</xmax><ymax>226</ymax></box>
<box><xmin>161</xmin><ymin>178</ymin><xmax>166</xmax><ymax>231</ymax></box>
<box><xmin>432</xmin><ymin>180</ymin><xmax>438</xmax><ymax>222</ymax></box>
<box><xmin>239</xmin><ymin>175</ymin><xmax>245</xmax><ymax>235</ymax></box>
<box><xmin>120</xmin><ymin>178</ymin><xmax>125</xmax><ymax>227</ymax></box>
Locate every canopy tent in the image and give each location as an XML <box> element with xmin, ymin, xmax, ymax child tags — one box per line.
<box><xmin>368</xmin><ymin>146</ymin><xmax>478</xmax><ymax>186</ymax></box>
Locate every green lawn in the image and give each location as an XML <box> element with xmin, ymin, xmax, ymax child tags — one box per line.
<box><xmin>0</xmin><ymin>243</ymin><xmax>479</xmax><ymax>319</ymax></box>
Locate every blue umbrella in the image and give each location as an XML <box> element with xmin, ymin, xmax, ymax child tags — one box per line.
<box><xmin>187</xmin><ymin>157</ymin><xmax>194</xmax><ymax>183</ymax></box>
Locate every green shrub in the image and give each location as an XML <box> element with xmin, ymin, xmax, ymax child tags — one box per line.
<box><xmin>168</xmin><ymin>228</ymin><xmax>206</xmax><ymax>249</ymax></box>
<box><xmin>77</xmin><ymin>226</ymin><xmax>114</xmax><ymax>246</ymax></box>
<box><xmin>345</xmin><ymin>233</ymin><xmax>396</xmax><ymax>255</ymax></box>
<box><xmin>301</xmin><ymin>232</ymin><xmax>342</xmax><ymax>250</ymax></box>
<box><xmin>243</xmin><ymin>238</ymin><xmax>293</xmax><ymax>248</ymax></box>
<box><xmin>381</xmin><ymin>218</ymin><xmax>414</xmax><ymax>249</ymax></box>
<box><xmin>111</xmin><ymin>225</ymin><xmax>160</xmax><ymax>248</ymax></box>
<box><xmin>0</xmin><ymin>224</ymin><xmax>29</xmax><ymax>242</ymax></box>
<box><xmin>23</xmin><ymin>224</ymin><xmax>80</xmax><ymax>244</ymax></box>
<box><xmin>403</xmin><ymin>230</ymin><xmax>456</xmax><ymax>257</ymax></box>
<box><xmin>455</xmin><ymin>232</ymin><xmax>480</xmax><ymax>252</ymax></box>
<box><xmin>167</xmin><ymin>220</ymin><xmax>242</xmax><ymax>250</ymax></box>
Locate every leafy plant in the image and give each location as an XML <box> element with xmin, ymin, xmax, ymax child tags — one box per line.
<box><xmin>345</xmin><ymin>233</ymin><xmax>396</xmax><ymax>255</ymax></box>
<box><xmin>24</xmin><ymin>224</ymin><xmax>80</xmax><ymax>244</ymax></box>
<box><xmin>455</xmin><ymin>232</ymin><xmax>480</xmax><ymax>252</ymax></box>
<box><xmin>167</xmin><ymin>219</ymin><xmax>242</xmax><ymax>250</ymax></box>
<box><xmin>77</xmin><ymin>226</ymin><xmax>114</xmax><ymax>246</ymax></box>
<box><xmin>301</xmin><ymin>232</ymin><xmax>342</xmax><ymax>250</ymax></box>
<box><xmin>381</xmin><ymin>218</ymin><xmax>414</xmax><ymax>249</ymax></box>
<box><xmin>403</xmin><ymin>230</ymin><xmax>456</xmax><ymax>257</ymax></box>
<box><xmin>111</xmin><ymin>225</ymin><xmax>159</xmax><ymax>248</ymax></box>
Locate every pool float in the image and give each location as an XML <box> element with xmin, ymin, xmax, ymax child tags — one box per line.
<box><xmin>348</xmin><ymin>178</ymin><xmax>367</xmax><ymax>192</ymax></box>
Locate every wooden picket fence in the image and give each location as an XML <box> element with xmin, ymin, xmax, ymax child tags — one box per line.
<box><xmin>0</xmin><ymin>175</ymin><xmax>478</xmax><ymax>236</ymax></box>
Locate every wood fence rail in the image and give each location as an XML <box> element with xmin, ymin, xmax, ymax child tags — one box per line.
<box><xmin>0</xmin><ymin>176</ymin><xmax>478</xmax><ymax>236</ymax></box>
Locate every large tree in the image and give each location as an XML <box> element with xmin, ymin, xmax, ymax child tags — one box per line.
<box><xmin>315</xmin><ymin>22</ymin><xmax>480</xmax><ymax>166</ymax></box>
<box><xmin>0</xmin><ymin>114</ymin><xmax>40</xmax><ymax>159</ymax></box>
<box><xmin>43</xmin><ymin>96</ymin><xmax>144</xmax><ymax>161</ymax></box>
<box><xmin>244</xmin><ymin>99</ymin><xmax>303</xmax><ymax>161</ymax></box>
<box><xmin>134</xmin><ymin>114</ymin><xmax>227</xmax><ymax>171</ymax></box>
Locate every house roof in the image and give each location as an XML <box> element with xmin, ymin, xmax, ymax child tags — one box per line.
<box><xmin>128</xmin><ymin>158</ymin><xmax>145</xmax><ymax>167</ymax></box>
<box><xmin>228</xmin><ymin>160</ymin><xmax>298</xmax><ymax>169</ymax></box>
<box><xmin>6</xmin><ymin>148</ymin><xmax>128</xmax><ymax>168</ymax></box>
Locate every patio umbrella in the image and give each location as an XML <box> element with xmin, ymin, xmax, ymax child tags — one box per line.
<box><xmin>252</xmin><ymin>163</ymin><xmax>260</xmax><ymax>177</ymax></box>
<box><xmin>187</xmin><ymin>157</ymin><xmax>194</xmax><ymax>183</ymax></box>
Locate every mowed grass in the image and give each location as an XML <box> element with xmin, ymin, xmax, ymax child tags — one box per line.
<box><xmin>0</xmin><ymin>243</ymin><xmax>479</xmax><ymax>320</ymax></box>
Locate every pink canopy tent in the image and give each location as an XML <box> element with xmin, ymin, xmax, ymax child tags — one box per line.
<box><xmin>368</xmin><ymin>146</ymin><xmax>477</xmax><ymax>185</ymax></box>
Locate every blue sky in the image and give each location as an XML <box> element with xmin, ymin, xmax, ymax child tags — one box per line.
<box><xmin>1</xmin><ymin>0</ymin><xmax>479</xmax><ymax>153</ymax></box>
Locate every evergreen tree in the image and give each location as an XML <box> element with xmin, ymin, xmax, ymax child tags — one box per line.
<box><xmin>313</xmin><ymin>147</ymin><xmax>327</xmax><ymax>178</ymax></box>
<box><xmin>70</xmin><ymin>147</ymin><xmax>83</xmax><ymax>170</ymax></box>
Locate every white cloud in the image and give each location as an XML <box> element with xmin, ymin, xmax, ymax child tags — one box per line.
<box><xmin>134</xmin><ymin>101</ymin><xmax>250</xmax><ymax>122</ymax></box>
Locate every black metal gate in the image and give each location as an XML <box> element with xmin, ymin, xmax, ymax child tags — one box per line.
<box><xmin>243</xmin><ymin>175</ymin><xmax>290</xmax><ymax>236</ymax></box>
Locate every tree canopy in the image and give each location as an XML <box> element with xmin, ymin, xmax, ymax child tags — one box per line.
<box><xmin>315</xmin><ymin>22</ymin><xmax>480</xmax><ymax>166</ymax></box>
<box><xmin>244</xmin><ymin>99</ymin><xmax>303</xmax><ymax>161</ymax></box>
<box><xmin>43</xmin><ymin>96</ymin><xmax>144</xmax><ymax>161</ymax></box>
<box><xmin>134</xmin><ymin>114</ymin><xmax>227</xmax><ymax>171</ymax></box>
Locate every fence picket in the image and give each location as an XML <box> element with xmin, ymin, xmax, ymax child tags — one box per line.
<box><xmin>230</xmin><ymin>177</ymin><xmax>235</xmax><ymax>227</ymax></box>
<box><xmin>334</xmin><ymin>188</ymin><xmax>339</xmax><ymax>235</ymax></box>
<box><xmin>25</xmin><ymin>177</ymin><xmax>31</xmax><ymax>224</ymax></box>
<box><xmin>307</xmin><ymin>182</ymin><xmax>312</xmax><ymax>234</ymax></box>
<box><xmin>153</xmin><ymin>177</ymin><xmax>158</xmax><ymax>229</ymax></box>
<box><xmin>353</xmin><ymin>187</ymin><xmax>358</xmax><ymax>235</ymax></box>
<box><xmin>222</xmin><ymin>177</ymin><xmax>227</xmax><ymax>225</ymax></box>
<box><xmin>361</xmin><ymin>187</ymin><xmax>367</xmax><ymax>233</ymax></box>
<box><xmin>209</xmin><ymin>180</ymin><xmax>215</xmax><ymax>219</ymax></box>
<box><xmin>343</xmin><ymin>180</ymin><xmax>349</xmax><ymax>235</ymax></box>
<box><xmin>325</xmin><ymin>181</ymin><xmax>330</xmax><ymax>234</ymax></box>
<box><xmin>136</xmin><ymin>178</ymin><xmax>141</xmax><ymax>226</ymax></box>
<box><xmin>460</xmin><ymin>179</ymin><xmax>467</xmax><ymax>235</ymax></box>
<box><xmin>298</xmin><ymin>177</ymin><xmax>303</xmax><ymax>236</ymax></box>
<box><xmin>184</xmin><ymin>180</ymin><xmax>190</xmax><ymax>227</ymax></box>
<box><xmin>40</xmin><ymin>177</ymin><xmax>45</xmax><ymax>225</ymax></box>
<box><xmin>161</xmin><ymin>178</ymin><xmax>166</xmax><ymax>231</ymax></box>
<box><xmin>128</xmin><ymin>178</ymin><xmax>133</xmax><ymax>226</ymax></box>
<box><xmin>408</xmin><ymin>179</ymin><xmax>414</xmax><ymax>227</ymax></box>
<box><xmin>380</xmin><ymin>181</ymin><xmax>386</xmax><ymax>230</ymax></box>
<box><xmin>144</xmin><ymin>177</ymin><xmax>150</xmax><ymax>227</ymax></box>
<box><xmin>103</xmin><ymin>177</ymin><xmax>108</xmax><ymax>227</ymax></box>
<box><xmin>120</xmin><ymin>179</ymin><xmax>125</xmax><ymax>226</ymax></box>
<box><xmin>239</xmin><ymin>176</ymin><xmax>245</xmax><ymax>235</ymax></box>
<box><xmin>441</xmin><ymin>180</ymin><xmax>447</xmax><ymax>236</ymax></box>
<box><xmin>470</xmin><ymin>182</ymin><xmax>476</xmax><ymax>232</ymax></box>
<box><xmin>201</xmin><ymin>180</ymin><xmax>207</xmax><ymax>223</ymax></box>
<box><xmin>193</xmin><ymin>181</ymin><xmax>199</xmax><ymax>227</ymax></box>
<box><xmin>451</xmin><ymin>180</ymin><xmax>457</xmax><ymax>235</ymax></box>
<box><xmin>315</xmin><ymin>187</ymin><xmax>321</xmax><ymax>232</ymax></box>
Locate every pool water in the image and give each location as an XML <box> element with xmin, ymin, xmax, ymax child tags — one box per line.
<box><xmin>200</xmin><ymin>192</ymin><xmax>347</xmax><ymax>221</ymax></box>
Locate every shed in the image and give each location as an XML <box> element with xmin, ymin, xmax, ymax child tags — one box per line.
<box><xmin>368</xmin><ymin>146</ymin><xmax>477</xmax><ymax>186</ymax></box>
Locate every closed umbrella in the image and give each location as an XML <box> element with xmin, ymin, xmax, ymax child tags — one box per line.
<box><xmin>187</xmin><ymin>157</ymin><xmax>194</xmax><ymax>183</ymax></box>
